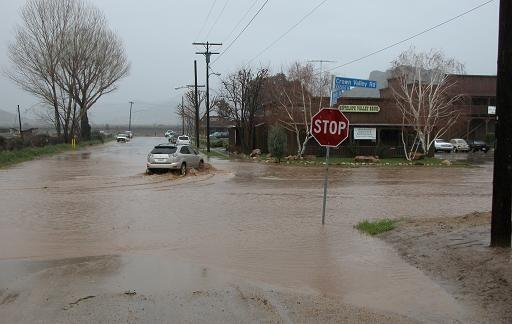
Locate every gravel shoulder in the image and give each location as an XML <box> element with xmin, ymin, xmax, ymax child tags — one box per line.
<box><xmin>379</xmin><ymin>212</ymin><xmax>512</xmax><ymax>323</ymax></box>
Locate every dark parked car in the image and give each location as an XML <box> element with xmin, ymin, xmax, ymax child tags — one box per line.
<box><xmin>468</xmin><ymin>140</ymin><xmax>490</xmax><ymax>152</ymax></box>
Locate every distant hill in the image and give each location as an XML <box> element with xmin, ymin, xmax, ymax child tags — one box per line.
<box><xmin>0</xmin><ymin>109</ymin><xmax>40</xmax><ymax>128</ymax></box>
<box><xmin>0</xmin><ymin>109</ymin><xmax>19</xmax><ymax>127</ymax></box>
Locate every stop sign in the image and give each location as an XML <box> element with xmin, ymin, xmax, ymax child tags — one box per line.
<box><xmin>311</xmin><ymin>108</ymin><xmax>350</xmax><ymax>147</ymax></box>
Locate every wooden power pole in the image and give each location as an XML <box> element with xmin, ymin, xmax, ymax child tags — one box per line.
<box><xmin>17</xmin><ymin>105</ymin><xmax>23</xmax><ymax>140</ymax></box>
<box><xmin>193</xmin><ymin>41</ymin><xmax>222</xmax><ymax>152</ymax></box>
<box><xmin>491</xmin><ymin>0</ymin><xmax>512</xmax><ymax>247</ymax></box>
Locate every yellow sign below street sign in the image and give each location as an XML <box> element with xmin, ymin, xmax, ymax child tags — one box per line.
<box><xmin>339</xmin><ymin>105</ymin><xmax>380</xmax><ymax>113</ymax></box>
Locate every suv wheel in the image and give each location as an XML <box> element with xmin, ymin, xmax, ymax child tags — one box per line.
<box><xmin>198</xmin><ymin>160</ymin><xmax>204</xmax><ymax>170</ymax></box>
<box><xmin>180</xmin><ymin>163</ymin><xmax>187</xmax><ymax>176</ymax></box>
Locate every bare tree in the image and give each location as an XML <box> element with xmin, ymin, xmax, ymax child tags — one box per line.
<box><xmin>176</xmin><ymin>89</ymin><xmax>206</xmax><ymax>137</ymax></box>
<box><xmin>58</xmin><ymin>2</ymin><xmax>129</xmax><ymax>140</ymax></box>
<box><xmin>391</xmin><ymin>48</ymin><xmax>465</xmax><ymax>160</ymax></box>
<box><xmin>270</xmin><ymin>62</ymin><xmax>325</xmax><ymax>157</ymax></box>
<box><xmin>219</xmin><ymin>67</ymin><xmax>268</xmax><ymax>153</ymax></box>
<box><xmin>6</xmin><ymin>0</ymin><xmax>74</xmax><ymax>139</ymax></box>
<box><xmin>6</xmin><ymin>0</ymin><xmax>129</xmax><ymax>141</ymax></box>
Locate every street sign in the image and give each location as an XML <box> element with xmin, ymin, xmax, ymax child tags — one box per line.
<box><xmin>311</xmin><ymin>108</ymin><xmax>350</xmax><ymax>147</ymax></box>
<box><xmin>329</xmin><ymin>77</ymin><xmax>377</xmax><ymax>106</ymax></box>
<box><xmin>333</xmin><ymin>77</ymin><xmax>377</xmax><ymax>89</ymax></box>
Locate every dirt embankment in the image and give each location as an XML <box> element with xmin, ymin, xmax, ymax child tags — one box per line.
<box><xmin>379</xmin><ymin>212</ymin><xmax>512</xmax><ymax>323</ymax></box>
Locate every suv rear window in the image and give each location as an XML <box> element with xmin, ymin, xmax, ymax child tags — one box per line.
<box><xmin>151</xmin><ymin>147</ymin><xmax>177</xmax><ymax>154</ymax></box>
<box><xmin>178</xmin><ymin>136</ymin><xmax>188</xmax><ymax>140</ymax></box>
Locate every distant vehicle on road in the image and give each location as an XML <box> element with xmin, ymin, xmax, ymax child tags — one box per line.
<box><xmin>176</xmin><ymin>135</ymin><xmax>191</xmax><ymax>145</ymax></box>
<box><xmin>146</xmin><ymin>143</ymin><xmax>204</xmax><ymax>175</ymax></box>
<box><xmin>468</xmin><ymin>140</ymin><xmax>490</xmax><ymax>152</ymax></box>
<box><xmin>116</xmin><ymin>133</ymin><xmax>130</xmax><ymax>143</ymax></box>
<box><xmin>165</xmin><ymin>130</ymin><xmax>175</xmax><ymax>138</ymax></box>
<box><xmin>125</xmin><ymin>131</ymin><xmax>133</xmax><ymax>139</ymax></box>
<box><xmin>450</xmin><ymin>138</ymin><xmax>470</xmax><ymax>152</ymax></box>
<box><xmin>434</xmin><ymin>139</ymin><xmax>454</xmax><ymax>152</ymax></box>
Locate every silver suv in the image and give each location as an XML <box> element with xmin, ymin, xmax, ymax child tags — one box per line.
<box><xmin>146</xmin><ymin>144</ymin><xmax>204</xmax><ymax>175</ymax></box>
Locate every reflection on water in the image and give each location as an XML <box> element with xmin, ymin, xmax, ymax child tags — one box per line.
<box><xmin>0</xmin><ymin>137</ymin><xmax>492</xmax><ymax>322</ymax></box>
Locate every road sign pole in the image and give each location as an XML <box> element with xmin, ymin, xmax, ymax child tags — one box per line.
<box><xmin>321</xmin><ymin>147</ymin><xmax>330</xmax><ymax>225</ymax></box>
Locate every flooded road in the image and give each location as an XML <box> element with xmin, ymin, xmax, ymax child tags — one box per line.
<box><xmin>0</xmin><ymin>137</ymin><xmax>494</xmax><ymax>323</ymax></box>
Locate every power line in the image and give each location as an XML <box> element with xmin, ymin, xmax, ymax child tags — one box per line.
<box><xmin>222</xmin><ymin>0</ymin><xmax>260</xmax><ymax>44</ymax></box>
<box><xmin>248</xmin><ymin>0</ymin><xmax>329</xmax><ymax>64</ymax></box>
<box><xmin>195</xmin><ymin>0</ymin><xmax>218</xmax><ymax>41</ymax></box>
<box><xmin>212</xmin><ymin>0</ymin><xmax>270</xmax><ymax>65</ymax></box>
<box><xmin>326</xmin><ymin>0</ymin><xmax>495</xmax><ymax>73</ymax></box>
<box><xmin>205</xmin><ymin>0</ymin><xmax>231</xmax><ymax>39</ymax></box>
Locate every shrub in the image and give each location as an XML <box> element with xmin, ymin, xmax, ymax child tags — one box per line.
<box><xmin>210</xmin><ymin>139</ymin><xmax>226</xmax><ymax>148</ymax></box>
<box><xmin>355</xmin><ymin>219</ymin><xmax>397</xmax><ymax>235</ymax></box>
<box><xmin>375</xmin><ymin>144</ymin><xmax>391</xmax><ymax>158</ymax></box>
<box><xmin>267</xmin><ymin>125</ymin><xmax>287</xmax><ymax>162</ymax></box>
<box><xmin>90</xmin><ymin>130</ymin><xmax>105</xmax><ymax>143</ymax></box>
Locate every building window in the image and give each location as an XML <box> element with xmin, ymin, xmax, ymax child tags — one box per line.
<box><xmin>490</xmin><ymin>97</ymin><xmax>496</xmax><ymax>106</ymax></box>
<box><xmin>471</xmin><ymin>97</ymin><xmax>488</xmax><ymax>106</ymax></box>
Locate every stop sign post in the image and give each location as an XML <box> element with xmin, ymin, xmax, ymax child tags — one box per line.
<box><xmin>311</xmin><ymin>108</ymin><xmax>350</xmax><ymax>224</ymax></box>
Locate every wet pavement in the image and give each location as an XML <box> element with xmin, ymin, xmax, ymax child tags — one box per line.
<box><xmin>0</xmin><ymin>137</ymin><xmax>494</xmax><ymax>323</ymax></box>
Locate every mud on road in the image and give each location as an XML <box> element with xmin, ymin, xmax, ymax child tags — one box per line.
<box><xmin>379</xmin><ymin>212</ymin><xmax>512</xmax><ymax>324</ymax></box>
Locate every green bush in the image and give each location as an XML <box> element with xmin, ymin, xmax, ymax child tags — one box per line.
<box><xmin>90</xmin><ymin>131</ymin><xmax>105</xmax><ymax>143</ymax></box>
<box><xmin>355</xmin><ymin>219</ymin><xmax>397</xmax><ymax>235</ymax></box>
<box><xmin>210</xmin><ymin>139</ymin><xmax>226</xmax><ymax>148</ymax></box>
<box><xmin>267</xmin><ymin>125</ymin><xmax>287</xmax><ymax>162</ymax></box>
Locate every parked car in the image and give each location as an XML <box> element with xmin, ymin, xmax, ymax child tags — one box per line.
<box><xmin>146</xmin><ymin>143</ymin><xmax>204</xmax><ymax>175</ymax></box>
<box><xmin>450</xmin><ymin>138</ymin><xmax>470</xmax><ymax>152</ymax></box>
<box><xmin>468</xmin><ymin>140</ymin><xmax>490</xmax><ymax>152</ymax></box>
<box><xmin>434</xmin><ymin>139</ymin><xmax>454</xmax><ymax>152</ymax></box>
<box><xmin>164</xmin><ymin>130</ymin><xmax>175</xmax><ymax>138</ymax></box>
<box><xmin>116</xmin><ymin>133</ymin><xmax>130</xmax><ymax>143</ymax></box>
<box><xmin>176</xmin><ymin>135</ymin><xmax>191</xmax><ymax>145</ymax></box>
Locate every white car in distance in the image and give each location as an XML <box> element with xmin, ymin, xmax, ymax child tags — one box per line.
<box><xmin>176</xmin><ymin>135</ymin><xmax>191</xmax><ymax>145</ymax></box>
<box><xmin>116</xmin><ymin>133</ymin><xmax>130</xmax><ymax>143</ymax></box>
<box><xmin>434</xmin><ymin>139</ymin><xmax>454</xmax><ymax>152</ymax></box>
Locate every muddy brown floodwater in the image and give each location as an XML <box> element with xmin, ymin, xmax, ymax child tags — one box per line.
<box><xmin>0</xmin><ymin>137</ymin><xmax>494</xmax><ymax>323</ymax></box>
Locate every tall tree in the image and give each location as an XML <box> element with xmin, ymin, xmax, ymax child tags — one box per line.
<box><xmin>6</xmin><ymin>0</ymin><xmax>129</xmax><ymax>141</ymax></box>
<box><xmin>219</xmin><ymin>67</ymin><xmax>268</xmax><ymax>153</ymax></box>
<box><xmin>390</xmin><ymin>48</ymin><xmax>465</xmax><ymax>160</ymax></box>
<box><xmin>6</xmin><ymin>0</ymin><xmax>72</xmax><ymax>139</ymax></box>
<box><xmin>270</xmin><ymin>62</ymin><xmax>325</xmax><ymax>157</ymax></box>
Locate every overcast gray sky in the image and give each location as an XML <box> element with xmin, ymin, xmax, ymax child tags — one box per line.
<box><xmin>0</xmin><ymin>0</ymin><xmax>500</xmax><ymax>126</ymax></box>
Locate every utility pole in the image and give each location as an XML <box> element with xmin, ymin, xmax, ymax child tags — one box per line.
<box><xmin>491</xmin><ymin>0</ymin><xmax>511</xmax><ymax>247</ymax></box>
<box><xmin>181</xmin><ymin>96</ymin><xmax>185</xmax><ymax>135</ymax></box>
<box><xmin>128</xmin><ymin>101</ymin><xmax>134</xmax><ymax>132</ymax></box>
<box><xmin>194</xmin><ymin>60</ymin><xmax>200</xmax><ymax>148</ymax></box>
<box><xmin>17</xmin><ymin>105</ymin><xmax>23</xmax><ymax>140</ymax></box>
<box><xmin>308</xmin><ymin>59</ymin><xmax>336</xmax><ymax>106</ymax></box>
<box><xmin>193</xmin><ymin>41</ymin><xmax>222</xmax><ymax>152</ymax></box>
<box><xmin>175</xmin><ymin>83</ymin><xmax>205</xmax><ymax>141</ymax></box>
